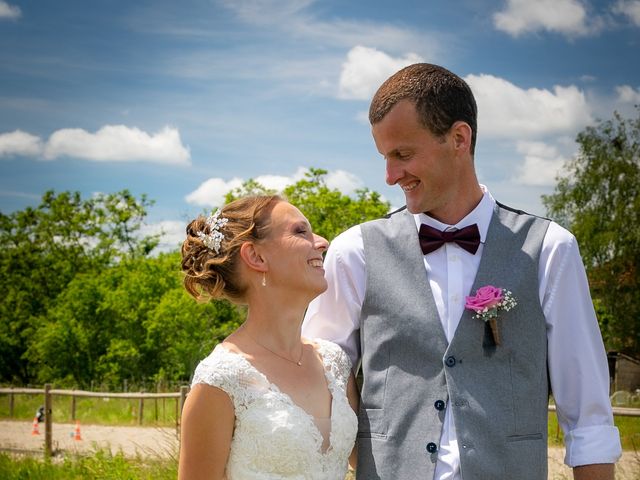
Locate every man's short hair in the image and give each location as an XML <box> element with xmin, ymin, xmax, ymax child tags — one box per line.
<box><xmin>369</xmin><ymin>63</ymin><xmax>478</xmax><ymax>154</ymax></box>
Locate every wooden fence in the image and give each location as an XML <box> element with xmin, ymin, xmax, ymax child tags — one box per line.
<box><xmin>0</xmin><ymin>384</ymin><xmax>190</xmax><ymax>457</ymax></box>
<box><xmin>1</xmin><ymin>386</ymin><xmax>639</xmax><ymax>459</ymax></box>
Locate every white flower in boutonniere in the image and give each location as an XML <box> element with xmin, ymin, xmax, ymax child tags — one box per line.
<box><xmin>464</xmin><ymin>285</ymin><xmax>517</xmax><ymax>345</ymax></box>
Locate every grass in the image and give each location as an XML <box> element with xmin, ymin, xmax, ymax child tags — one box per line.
<box><xmin>1</xmin><ymin>393</ymin><xmax>638</xmax><ymax>479</ymax></box>
<box><xmin>0</xmin><ymin>393</ymin><xmax>179</xmax><ymax>427</ymax></box>
<box><xmin>0</xmin><ymin>450</ymin><xmax>178</xmax><ymax>480</ymax></box>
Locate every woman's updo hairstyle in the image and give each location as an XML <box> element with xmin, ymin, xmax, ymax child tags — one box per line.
<box><xmin>181</xmin><ymin>195</ymin><xmax>282</xmax><ymax>303</ymax></box>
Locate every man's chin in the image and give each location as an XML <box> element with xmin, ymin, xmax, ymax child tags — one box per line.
<box><xmin>404</xmin><ymin>201</ymin><xmax>425</xmax><ymax>214</ymax></box>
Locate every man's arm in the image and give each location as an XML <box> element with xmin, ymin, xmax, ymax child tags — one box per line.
<box><xmin>573</xmin><ymin>463</ymin><xmax>615</xmax><ymax>480</ymax></box>
<box><xmin>541</xmin><ymin>223</ymin><xmax>621</xmax><ymax>470</ymax></box>
<box><xmin>302</xmin><ymin>225</ymin><xmax>366</xmax><ymax>368</ymax></box>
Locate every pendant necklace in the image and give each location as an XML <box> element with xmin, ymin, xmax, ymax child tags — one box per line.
<box><xmin>245</xmin><ymin>330</ymin><xmax>304</xmax><ymax>366</ymax></box>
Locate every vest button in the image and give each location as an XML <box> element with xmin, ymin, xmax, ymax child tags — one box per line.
<box><xmin>434</xmin><ymin>400</ymin><xmax>445</xmax><ymax>411</ymax></box>
<box><xmin>445</xmin><ymin>355</ymin><xmax>456</xmax><ymax>367</ymax></box>
<box><xmin>426</xmin><ymin>442</ymin><xmax>438</xmax><ymax>453</ymax></box>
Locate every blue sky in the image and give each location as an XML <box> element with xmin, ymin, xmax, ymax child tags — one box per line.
<box><xmin>1</xmin><ymin>0</ymin><xmax>639</xmax><ymax>250</ymax></box>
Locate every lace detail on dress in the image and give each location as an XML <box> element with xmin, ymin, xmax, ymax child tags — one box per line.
<box><xmin>190</xmin><ymin>338</ymin><xmax>357</xmax><ymax>480</ymax></box>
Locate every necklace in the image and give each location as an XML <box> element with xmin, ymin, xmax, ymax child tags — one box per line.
<box><xmin>245</xmin><ymin>330</ymin><xmax>304</xmax><ymax>366</ymax></box>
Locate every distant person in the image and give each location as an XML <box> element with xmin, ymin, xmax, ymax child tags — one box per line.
<box><xmin>303</xmin><ymin>63</ymin><xmax>621</xmax><ymax>479</ymax></box>
<box><xmin>178</xmin><ymin>195</ymin><xmax>358</xmax><ymax>480</ymax></box>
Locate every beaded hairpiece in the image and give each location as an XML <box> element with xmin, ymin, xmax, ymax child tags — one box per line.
<box><xmin>196</xmin><ymin>209</ymin><xmax>229</xmax><ymax>254</ymax></box>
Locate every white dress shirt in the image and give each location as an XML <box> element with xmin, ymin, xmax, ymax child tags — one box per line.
<box><xmin>302</xmin><ymin>187</ymin><xmax>621</xmax><ymax>478</ymax></box>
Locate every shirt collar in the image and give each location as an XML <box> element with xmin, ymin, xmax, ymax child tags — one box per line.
<box><xmin>412</xmin><ymin>184</ymin><xmax>495</xmax><ymax>244</ymax></box>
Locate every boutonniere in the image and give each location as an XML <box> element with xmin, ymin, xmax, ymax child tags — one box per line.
<box><xmin>464</xmin><ymin>285</ymin><xmax>517</xmax><ymax>346</ymax></box>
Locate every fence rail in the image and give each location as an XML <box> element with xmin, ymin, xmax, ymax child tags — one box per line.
<box><xmin>0</xmin><ymin>384</ymin><xmax>190</xmax><ymax>458</ymax></box>
<box><xmin>2</xmin><ymin>386</ymin><xmax>639</xmax><ymax>459</ymax></box>
<box><xmin>547</xmin><ymin>404</ymin><xmax>640</xmax><ymax>417</ymax></box>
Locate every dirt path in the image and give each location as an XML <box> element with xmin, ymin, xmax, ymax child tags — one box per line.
<box><xmin>1</xmin><ymin>420</ymin><xmax>637</xmax><ymax>479</ymax></box>
<box><xmin>0</xmin><ymin>420</ymin><xmax>178</xmax><ymax>459</ymax></box>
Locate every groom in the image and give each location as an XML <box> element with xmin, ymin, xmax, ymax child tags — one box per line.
<box><xmin>302</xmin><ymin>63</ymin><xmax>621</xmax><ymax>479</ymax></box>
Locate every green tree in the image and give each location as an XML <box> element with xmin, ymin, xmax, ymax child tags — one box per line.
<box><xmin>4</xmin><ymin>170</ymin><xmax>390</xmax><ymax>387</ymax></box>
<box><xmin>226</xmin><ymin>168</ymin><xmax>390</xmax><ymax>241</ymax></box>
<box><xmin>224</xmin><ymin>178</ymin><xmax>276</xmax><ymax>204</ymax></box>
<box><xmin>27</xmin><ymin>252</ymin><xmax>242</xmax><ymax>388</ymax></box>
<box><xmin>0</xmin><ymin>190</ymin><xmax>158</xmax><ymax>384</ymax></box>
<box><xmin>543</xmin><ymin>109</ymin><xmax>640</xmax><ymax>356</ymax></box>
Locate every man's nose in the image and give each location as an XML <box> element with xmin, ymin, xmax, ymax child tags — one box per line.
<box><xmin>385</xmin><ymin>160</ymin><xmax>401</xmax><ymax>185</ymax></box>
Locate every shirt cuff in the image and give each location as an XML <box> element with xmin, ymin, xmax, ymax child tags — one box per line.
<box><xmin>564</xmin><ymin>425</ymin><xmax>622</xmax><ymax>467</ymax></box>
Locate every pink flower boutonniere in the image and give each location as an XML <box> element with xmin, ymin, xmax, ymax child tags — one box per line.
<box><xmin>464</xmin><ymin>285</ymin><xmax>517</xmax><ymax>345</ymax></box>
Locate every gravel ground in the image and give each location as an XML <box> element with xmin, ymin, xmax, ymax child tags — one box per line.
<box><xmin>1</xmin><ymin>420</ymin><xmax>637</xmax><ymax>479</ymax></box>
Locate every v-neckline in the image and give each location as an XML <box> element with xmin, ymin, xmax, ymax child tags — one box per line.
<box><xmin>216</xmin><ymin>342</ymin><xmax>335</xmax><ymax>453</ymax></box>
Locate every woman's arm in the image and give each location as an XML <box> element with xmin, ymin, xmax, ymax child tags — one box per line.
<box><xmin>178</xmin><ymin>383</ymin><xmax>235</xmax><ymax>480</ymax></box>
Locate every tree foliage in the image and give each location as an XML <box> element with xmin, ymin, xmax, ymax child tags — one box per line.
<box><xmin>2</xmin><ymin>170</ymin><xmax>388</xmax><ymax>388</ymax></box>
<box><xmin>26</xmin><ymin>253</ymin><xmax>240</xmax><ymax>388</ymax></box>
<box><xmin>543</xmin><ymin>109</ymin><xmax>640</xmax><ymax>356</ymax></box>
<box><xmin>227</xmin><ymin>168</ymin><xmax>390</xmax><ymax>241</ymax></box>
<box><xmin>0</xmin><ymin>190</ymin><xmax>159</xmax><ymax>383</ymax></box>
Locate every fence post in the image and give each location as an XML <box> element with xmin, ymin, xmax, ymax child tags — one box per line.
<box><xmin>71</xmin><ymin>392</ymin><xmax>76</xmax><ymax>421</ymax></box>
<box><xmin>9</xmin><ymin>388</ymin><xmax>14</xmax><ymax>418</ymax></box>
<box><xmin>155</xmin><ymin>382</ymin><xmax>159</xmax><ymax>423</ymax></box>
<box><xmin>138</xmin><ymin>391</ymin><xmax>144</xmax><ymax>426</ymax></box>
<box><xmin>44</xmin><ymin>383</ymin><xmax>52</xmax><ymax>458</ymax></box>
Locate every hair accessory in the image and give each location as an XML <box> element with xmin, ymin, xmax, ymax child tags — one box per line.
<box><xmin>196</xmin><ymin>209</ymin><xmax>229</xmax><ymax>254</ymax></box>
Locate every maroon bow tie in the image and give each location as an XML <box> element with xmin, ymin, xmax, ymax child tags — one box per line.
<box><xmin>419</xmin><ymin>223</ymin><xmax>481</xmax><ymax>255</ymax></box>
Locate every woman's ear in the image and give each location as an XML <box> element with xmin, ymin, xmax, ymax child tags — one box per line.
<box><xmin>239</xmin><ymin>242</ymin><xmax>267</xmax><ymax>272</ymax></box>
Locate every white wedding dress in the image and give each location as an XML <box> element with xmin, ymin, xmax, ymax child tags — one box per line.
<box><xmin>191</xmin><ymin>338</ymin><xmax>358</xmax><ymax>479</ymax></box>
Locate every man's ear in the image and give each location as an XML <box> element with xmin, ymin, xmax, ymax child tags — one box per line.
<box><xmin>239</xmin><ymin>242</ymin><xmax>267</xmax><ymax>272</ymax></box>
<box><xmin>450</xmin><ymin>121</ymin><xmax>472</xmax><ymax>153</ymax></box>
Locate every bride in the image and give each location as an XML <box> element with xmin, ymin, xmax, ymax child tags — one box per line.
<box><xmin>178</xmin><ymin>195</ymin><xmax>358</xmax><ymax>480</ymax></box>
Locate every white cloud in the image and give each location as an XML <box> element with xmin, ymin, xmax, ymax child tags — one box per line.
<box><xmin>219</xmin><ymin>0</ymin><xmax>314</xmax><ymax>23</ymax></box>
<box><xmin>338</xmin><ymin>46</ymin><xmax>423</xmax><ymax>101</ymax></box>
<box><xmin>43</xmin><ymin>125</ymin><xmax>191</xmax><ymax>165</ymax></box>
<box><xmin>325</xmin><ymin>169</ymin><xmax>363</xmax><ymax>194</ymax></box>
<box><xmin>493</xmin><ymin>0</ymin><xmax>596</xmax><ymax>37</ymax></box>
<box><xmin>513</xmin><ymin>141</ymin><xmax>569</xmax><ymax>186</ymax></box>
<box><xmin>0</xmin><ymin>1</ymin><xmax>21</xmax><ymax>20</ymax></box>
<box><xmin>0</xmin><ymin>130</ymin><xmax>43</xmax><ymax>157</ymax></box>
<box><xmin>139</xmin><ymin>220</ymin><xmax>186</xmax><ymax>253</ymax></box>
<box><xmin>218</xmin><ymin>0</ymin><xmax>437</xmax><ymax>53</ymax></box>
<box><xmin>254</xmin><ymin>167</ymin><xmax>308</xmax><ymax>191</ymax></box>
<box><xmin>616</xmin><ymin>85</ymin><xmax>640</xmax><ymax>103</ymax></box>
<box><xmin>185</xmin><ymin>167</ymin><xmax>366</xmax><ymax>207</ymax></box>
<box><xmin>613</xmin><ymin>0</ymin><xmax>640</xmax><ymax>25</ymax></box>
<box><xmin>465</xmin><ymin>74</ymin><xmax>592</xmax><ymax>139</ymax></box>
<box><xmin>185</xmin><ymin>177</ymin><xmax>244</xmax><ymax>207</ymax></box>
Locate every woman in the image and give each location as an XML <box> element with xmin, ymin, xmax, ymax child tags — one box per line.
<box><xmin>178</xmin><ymin>195</ymin><xmax>359</xmax><ymax>480</ymax></box>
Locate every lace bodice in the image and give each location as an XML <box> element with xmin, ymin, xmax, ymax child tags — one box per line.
<box><xmin>191</xmin><ymin>338</ymin><xmax>358</xmax><ymax>479</ymax></box>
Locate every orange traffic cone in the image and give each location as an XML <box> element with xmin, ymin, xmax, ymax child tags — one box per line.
<box><xmin>31</xmin><ymin>416</ymin><xmax>40</xmax><ymax>435</ymax></box>
<box><xmin>73</xmin><ymin>420</ymin><xmax>82</xmax><ymax>441</ymax></box>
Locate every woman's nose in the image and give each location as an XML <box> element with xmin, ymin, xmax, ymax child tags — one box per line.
<box><xmin>314</xmin><ymin>233</ymin><xmax>329</xmax><ymax>252</ymax></box>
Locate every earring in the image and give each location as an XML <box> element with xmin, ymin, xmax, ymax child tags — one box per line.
<box><xmin>262</xmin><ymin>272</ymin><xmax>266</xmax><ymax>287</ymax></box>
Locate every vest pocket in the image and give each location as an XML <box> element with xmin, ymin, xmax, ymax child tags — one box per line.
<box><xmin>506</xmin><ymin>432</ymin><xmax>543</xmax><ymax>442</ymax></box>
<box><xmin>504</xmin><ymin>433</ymin><xmax>546</xmax><ymax>479</ymax></box>
<box><xmin>357</xmin><ymin>408</ymin><xmax>388</xmax><ymax>438</ymax></box>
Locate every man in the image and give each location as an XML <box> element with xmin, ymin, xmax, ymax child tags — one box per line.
<box><xmin>302</xmin><ymin>63</ymin><xmax>621</xmax><ymax>480</ymax></box>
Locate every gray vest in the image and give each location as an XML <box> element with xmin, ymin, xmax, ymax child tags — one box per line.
<box><xmin>356</xmin><ymin>203</ymin><xmax>550</xmax><ymax>480</ymax></box>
